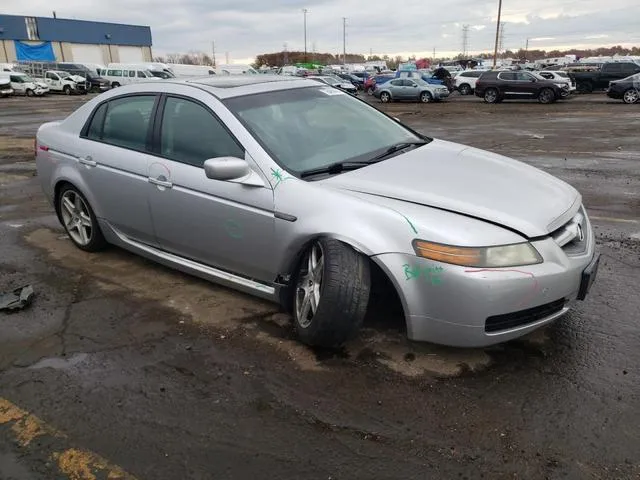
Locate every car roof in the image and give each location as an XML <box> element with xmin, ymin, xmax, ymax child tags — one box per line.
<box><xmin>157</xmin><ymin>75</ymin><xmax>319</xmax><ymax>99</ymax></box>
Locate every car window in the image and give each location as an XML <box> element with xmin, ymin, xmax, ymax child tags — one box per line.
<box><xmin>606</xmin><ymin>64</ymin><xmax>622</xmax><ymax>72</ymax></box>
<box><xmin>403</xmin><ymin>80</ymin><xmax>416</xmax><ymax>87</ymax></box>
<box><xmin>46</xmin><ymin>72</ymin><xmax>56</xmax><ymax>80</ymax></box>
<box><xmin>539</xmin><ymin>72</ymin><xmax>553</xmax><ymax>79</ymax></box>
<box><xmin>389</xmin><ymin>79</ymin><xmax>402</xmax><ymax>86</ymax></box>
<box><xmin>101</xmin><ymin>95</ymin><xmax>156</xmax><ymax>150</ymax></box>
<box><xmin>159</xmin><ymin>97</ymin><xmax>244</xmax><ymax>168</ymax></box>
<box><xmin>129</xmin><ymin>70</ymin><xmax>136</xmax><ymax>77</ymax></box>
<box><xmin>498</xmin><ymin>72</ymin><xmax>516</xmax><ymax>81</ymax></box>
<box><xmin>516</xmin><ymin>72</ymin><xmax>534</xmax><ymax>81</ymax></box>
<box><xmin>137</xmin><ymin>71</ymin><xmax>146</xmax><ymax>78</ymax></box>
<box><xmin>86</xmin><ymin>103</ymin><xmax>108</xmax><ymax>140</ymax></box>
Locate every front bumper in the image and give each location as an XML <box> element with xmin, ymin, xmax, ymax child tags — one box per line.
<box><xmin>372</xmin><ymin>224</ymin><xmax>597</xmax><ymax>347</ymax></box>
<box><xmin>433</xmin><ymin>90</ymin><xmax>450</xmax><ymax>100</ymax></box>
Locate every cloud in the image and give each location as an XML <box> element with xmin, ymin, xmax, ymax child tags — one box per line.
<box><xmin>3</xmin><ymin>0</ymin><xmax>639</xmax><ymax>61</ymax></box>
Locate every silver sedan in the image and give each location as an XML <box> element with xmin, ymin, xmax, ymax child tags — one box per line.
<box><xmin>35</xmin><ymin>76</ymin><xmax>599</xmax><ymax>348</ymax></box>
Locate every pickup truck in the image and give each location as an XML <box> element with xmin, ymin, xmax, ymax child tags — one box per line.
<box><xmin>570</xmin><ymin>62</ymin><xmax>640</xmax><ymax>93</ymax></box>
<box><xmin>42</xmin><ymin>70</ymin><xmax>89</xmax><ymax>94</ymax></box>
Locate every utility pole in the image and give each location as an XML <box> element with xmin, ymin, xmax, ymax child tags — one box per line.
<box><xmin>433</xmin><ymin>47</ymin><xmax>436</xmax><ymax>64</ymax></box>
<box><xmin>491</xmin><ymin>0</ymin><xmax>503</xmax><ymax>69</ymax></box>
<box><xmin>302</xmin><ymin>8</ymin><xmax>308</xmax><ymax>63</ymax></box>
<box><xmin>342</xmin><ymin>17</ymin><xmax>347</xmax><ymax>65</ymax></box>
<box><xmin>283</xmin><ymin>42</ymin><xmax>289</xmax><ymax>65</ymax></box>
<box><xmin>462</xmin><ymin>24</ymin><xmax>470</xmax><ymax>57</ymax></box>
<box><xmin>211</xmin><ymin>41</ymin><xmax>216</xmax><ymax>67</ymax></box>
<box><xmin>498</xmin><ymin>22</ymin><xmax>505</xmax><ymax>56</ymax></box>
<box><xmin>524</xmin><ymin>37</ymin><xmax>529</xmax><ymax>61</ymax></box>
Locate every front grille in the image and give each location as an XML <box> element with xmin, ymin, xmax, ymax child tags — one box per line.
<box><xmin>485</xmin><ymin>299</ymin><xmax>565</xmax><ymax>333</ymax></box>
<box><xmin>551</xmin><ymin>206</ymin><xmax>588</xmax><ymax>256</ymax></box>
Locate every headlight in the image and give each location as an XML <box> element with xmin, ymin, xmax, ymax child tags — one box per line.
<box><xmin>412</xmin><ymin>240</ymin><xmax>543</xmax><ymax>268</ymax></box>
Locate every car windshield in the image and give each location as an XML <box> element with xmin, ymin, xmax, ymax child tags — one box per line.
<box><xmin>224</xmin><ymin>86</ymin><xmax>428</xmax><ymax>175</ymax></box>
<box><xmin>58</xmin><ymin>72</ymin><xmax>71</xmax><ymax>79</ymax></box>
<box><xmin>531</xmin><ymin>72</ymin><xmax>549</xmax><ymax>80</ymax></box>
<box><xmin>323</xmin><ymin>76</ymin><xmax>341</xmax><ymax>85</ymax></box>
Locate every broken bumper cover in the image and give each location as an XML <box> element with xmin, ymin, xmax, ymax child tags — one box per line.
<box><xmin>372</xmin><ymin>233</ymin><xmax>596</xmax><ymax>348</ymax></box>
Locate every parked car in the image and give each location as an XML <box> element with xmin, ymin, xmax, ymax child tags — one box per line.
<box><xmin>42</xmin><ymin>70</ymin><xmax>89</xmax><ymax>95</ymax></box>
<box><xmin>337</xmin><ymin>72</ymin><xmax>364</xmax><ymax>89</ymax></box>
<box><xmin>308</xmin><ymin>75</ymin><xmax>358</xmax><ymax>95</ymax></box>
<box><xmin>364</xmin><ymin>74</ymin><xmax>394</xmax><ymax>95</ymax></box>
<box><xmin>0</xmin><ymin>72</ymin><xmax>48</xmax><ymax>96</ymax></box>
<box><xmin>98</xmin><ymin>68</ymin><xmax>161</xmax><ymax>87</ymax></box>
<box><xmin>0</xmin><ymin>78</ymin><xmax>13</xmax><ymax>97</ymax></box>
<box><xmin>34</xmin><ymin>76</ymin><xmax>599</xmax><ymax>348</ymax></box>
<box><xmin>108</xmin><ymin>63</ymin><xmax>176</xmax><ymax>79</ymax></box>
<box><xmin>50</xmin><ymin>63</ymin><xmax>111</xmax><ymax>92</ymax></box>
<box><xmin>168</xmin><ymin>64</ymin><xmax>216</xmax><ymax>77</ymax></box>
<box><xmin>606</xmin><ymin>73</ymin><xmax>640</xmax><ymax>104</ymax></box>
<box><xmin>396</xmin><ymin>70</ymin><xmax>444</xmax><ymax>86</ymax></box>
<box><xmin>454</xmin><ymin>70</ymin><xmax>484</xmax><ymax>95</ymax></box>
<box><xmin>374</xmin><ymin>78</ymin><xmax>449</xmax><ymax>103</ymax></box>
<box><xmin>534</xmin><ymin>71</ymin><xmax>575</xmax><ymax>97</ymax></box>
<box><xmin>474</xmin><ymin>70</ymin><xmax>566</xmax><ymax>104</ymax></box>
<box><xmin>348</xmin><ymin>71</ymin><xmax>369</xmax><ymax>89</ymax></box>
<box><xmin>570</xmin><ymin>62</ymin><xmax>640</xmax><ymax>93</ymax></box>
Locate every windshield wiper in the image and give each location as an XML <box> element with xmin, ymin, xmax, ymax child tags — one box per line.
<box><xmin>366</xmin><ymin>140</ymin><xmax>428</xmax><ymax>162</ymax></box>
<box><xmin>300</xmin><ymin>161</ymin><xmax>371</xmax><ymax>178</ymax></box>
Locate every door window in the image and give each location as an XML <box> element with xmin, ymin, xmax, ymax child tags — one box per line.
<box><xmin>137</xmin><ymin>71</ymin><xmax>147</xmax><ymax>78</ymax></box>
<box><xmin>516</xmin><ymin>72</ymin><xmax>535</xmax><ymax>81</ymax></box>
<box><xmin>498</xmin><ymin>72</ymin><xmax>516</xmax><ymax>81</ymax></box>
<box><xmin>389</xmin><ymin>79</ymin><xmax>402</xmax><ymax>86</ymax></box>
<box><xmin>98</xmin><ymin>95</ymin><xmax>156</xmax><ymax>150</ymax></box>
<box><xmin>129</xmin><ymin>71</ymin><xmax>136</xmax><ymax>77</ymax></box>
<box><xmin>159</xmin><ymin>97</ymin><xmax>244</xmax><ymax>167</ymax></box>
<box><xmin>403</xmin><ymin>80</ymin><xmax>417</xmax><ymax>87</ymax></box>
<box><xmin>86</xmin><ymin>103</ymin><xmax>108</xmax><ymax>140</ymax></box>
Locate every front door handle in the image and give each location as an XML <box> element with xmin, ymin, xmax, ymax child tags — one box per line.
<box><xmin>79</xmin><ymin>155</ymin><xmax>96</xmax><ymax>167</ymax></box>
<box><xmin>148</xmin><ymin>176</ymin><xmax>173</xmax><ymax>188</ymax></box>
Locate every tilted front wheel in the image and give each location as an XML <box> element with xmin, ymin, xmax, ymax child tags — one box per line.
<box><xmin>57</xmin><ymin>186</ymin><xmax>107</xmax><ymax>252</ymax></box>
<box><xmin>293</xmin><ymin>239</ymin><xmax>371</xmax><ymax>348</ymax></box>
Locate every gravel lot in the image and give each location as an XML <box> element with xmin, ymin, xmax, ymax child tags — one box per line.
<box><xmin>1</xmin><ymin>91</ymin><xmax>639</xmax><ymax>480</ymax></box>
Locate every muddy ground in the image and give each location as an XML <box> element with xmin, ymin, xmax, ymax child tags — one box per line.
<box><xmin>0</xmin><ymin>92</ymin><xmax>639</xmax><ymax>480</ymax></box>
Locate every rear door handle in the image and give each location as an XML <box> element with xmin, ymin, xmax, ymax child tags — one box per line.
<box><xmin>79</xmin><ymin>155</ymin><xmax>96</xmax><ymax>167</ymax></box>
<box><xmin>148</xmin><ymin>177</ymin><xmax>173</xmax><ymax>188</ymax></box>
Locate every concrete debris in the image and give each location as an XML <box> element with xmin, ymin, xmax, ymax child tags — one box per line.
<box><xmin>0</xmin><ymin>284</ymin><xmax>35</xmax><ymax>312</ymax></box>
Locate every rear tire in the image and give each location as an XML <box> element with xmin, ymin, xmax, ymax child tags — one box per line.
<box><xmin>484</xmin><ymin>88</ymin><xmax>499</xmax><ymax>103</ymax></box>
<box><xmin>56</xmin><ymin>185</ymin><xmax>107</xmax><ymax>252</ymax></box>
<box><xmin>111</xmin><ymin>82</ymin><xmax>120</xmax><ymax>88</ymax></box>
<box><xmin>380</xmin><ymin>91</ymin><xmax>391</xmax><ymax>103</ymax></box>
<box><xmin>458</xmin><ymin>83</ymin><xmax>471</xmax><ymax>95</ymax></box>
<box><xmin>622</xmin><ymin>88</ymin><xmax>639</xmax><ymax>104</ymax></box>
<box><xmin>292</xmin><ymin>239</ymin><xmax>371</xmax><ymax>348</ymax></box>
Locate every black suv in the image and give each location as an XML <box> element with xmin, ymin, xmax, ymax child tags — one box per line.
<box><xmin>606</xmin><ymin>73</ymin><xmax>640</xmax><ymax>104</ymax></box>
<box><xmin>475</xmin><ymin>70</ymin><xmax>566</xmax><ymax>104</ymax></box>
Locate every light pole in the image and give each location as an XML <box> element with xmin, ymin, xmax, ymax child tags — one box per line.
<box><xmin>302</xmin><ymin>8</ymin><xmax>308</xmax><ymax>63</ymax></box>
<box><xmin>492</xmin><ymin>0</ymin><xmax>503</xmax><ymax>69</ymax></box>
<box><xmin>342</xmin><ymin>17</ymin><xmax>347</xmax><ymax>65</ymax></box>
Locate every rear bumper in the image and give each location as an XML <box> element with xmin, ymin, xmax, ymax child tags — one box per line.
<box><xmin>372</xmin><ymin>223</ymin><xmax>596</xmax><ymax>347</ymax></box>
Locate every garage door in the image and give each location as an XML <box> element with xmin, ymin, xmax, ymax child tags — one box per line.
<box><xmin>118</xmin><ymin>46</ymin><xmax>144</xmax><ymax>63</ymax></box>
<box><xmin>71</xmin><ymin>44</ymin><xmax>104</xmax><ymax>64</ymax></box>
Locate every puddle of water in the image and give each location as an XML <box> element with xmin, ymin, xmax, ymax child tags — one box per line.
<box><xmin>29</xmin><ymin>353</ymin><xmax>89</xmax><ymax>370</ymax></box>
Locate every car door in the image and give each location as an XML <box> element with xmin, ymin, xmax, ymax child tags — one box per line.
<box><xmin>403</xmin><ymin>79</ymin><xmax>420</xmax><ymax>100</ymax></box>
<box><xmin>516</xmin><ymin>72</ymin><xmax>539</xmax><ymax>97</ymax></box>
<box><xmin>147</xmin><ymin>93</ymin><xmax>275</xmax><ymax>282</ymax></box>
<box><xmin>387</xmin><ymin>79</ymin><xmax>403</xmax><ymax>98</ymax></box>
<box><xmin>496</xmin><ymin>72</ymin><xmax>516</xmax><ymax>98</ymax></box>
<box><xmin>75</xmin><ymin>93</ymin><xmax>160</xmax><ymax>245</ymax></box>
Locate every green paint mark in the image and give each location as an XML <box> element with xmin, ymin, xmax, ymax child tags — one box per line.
<box><xmin>270</xmin><ymin>168</ymin><xmax>292</xmax><ymax>190</ymax></box>
<box><xmin>404</xmin><ymin>264</ymin><xmax>444</xmax><ymax>285</ymax></box>
<box><xmin>224</xmin><ymin>219</ymin><xmax>243</xmax><ymax>239</ymax></box>
<box><xmin>400</xmin><ymin>214</ymin><xmax>418</xmax><ymax>234</ymax></box>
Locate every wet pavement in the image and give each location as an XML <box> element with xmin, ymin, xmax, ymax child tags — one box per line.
<box><xmin>0</xmin><ymin>93</ymin><xmax>639</xmax><ymax>479</ymax></box>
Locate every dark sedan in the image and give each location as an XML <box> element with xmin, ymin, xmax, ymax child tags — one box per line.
<box><xmin>475</xmin><ymin>70</ymin><xmax>566</xmax><ymax>104</ymax></box>
<box><xmin>606</xmin><ymin>73</ymin><xmax>640</xmax><ymax>104</ymax></box>
<box><xmin>308</xmin><ymin>75</ymin><xmax>358</xmax><ymax>95</ymax></box>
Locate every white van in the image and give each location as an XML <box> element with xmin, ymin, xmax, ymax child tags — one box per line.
<box><xmin>98</xmin><ymin>67</ymin><xmax>160</xmax><ymax>87</ymax></box>
<box><xmin>169</xmin><ymin>64</ymin><xmax>216</xmax><ymax>77</ymax></box>
<box><xmin>107</xmin><ymin>63</ymin><xmax>176</xmax><ymax>79</ymax></box>
<box><xmin>215</xmin><ymin>64</ymin><xmax>258</xmax><ymax>75</ymax></box>
<box><xmin>0</xmin><ymin>72</ymin><xmax>48</xmax><ymax>96</ymax></box>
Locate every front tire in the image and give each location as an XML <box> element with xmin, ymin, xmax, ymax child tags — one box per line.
<box><xmin>293</xmin><ymin>239</ymin><xmax>371</xmax><ymax>348</ymax></box>
<box><xmin>380</xmin><ymin>91</ymin><xmax>391</xmax><ymax>103</ymax></box>
<box><xmin>26</xmin><ymin>89</ymin><xmax>34</xmax><ymax>97</ymax></box>
<box><xmin>622</xmin><ymin>88</ymin><xmax>639</xmax><ymax>104</ymax></box>
<box><xmin>57</xmin><ymin>185</ymin><xmax>107</xmax><ymax>252</ymax></box>
<box><xmin>111</xmin><ymin>82</ymin><xmax>120</xmax><ymax>88</ymax></box>
<box><xmin>63</xmin><ymin>85</ymin><xmax>72</xmax><ymax>95</ymax></box>
<box><xmin>419</xmin><ymin>91</ymin><xmax>432</xmax><ymax>103</ymax></box>
<box><xmin>538</xmin><ymin>87</ymin><xmax>555</xmax><ymax>104</ymax></box>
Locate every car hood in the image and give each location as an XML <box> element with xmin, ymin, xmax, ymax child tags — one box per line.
<box><xmin>321</xmin><ymin>139</ymin><xmax>580</xmax><ymax>238</ymax></box>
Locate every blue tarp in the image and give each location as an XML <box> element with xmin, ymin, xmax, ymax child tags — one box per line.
<box><xmin>14</xmin><ymin>41</ymin><xmax>55</xmax><ymax>61</ymax></box>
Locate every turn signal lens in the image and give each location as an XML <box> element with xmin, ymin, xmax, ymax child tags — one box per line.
<box><xmin>412</xmin><ymin>240</ymin><xmax>543</xmax><ymax>268</ymax></box>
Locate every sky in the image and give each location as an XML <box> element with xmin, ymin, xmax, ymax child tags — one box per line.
<box><xmin>4</xmin><ymin>0</ymin><xmax>640</xmax><ymax>64</ymax></box>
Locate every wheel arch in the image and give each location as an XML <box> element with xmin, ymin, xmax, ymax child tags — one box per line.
<box><xmin>53</xmin><ymin>175</ymin><xmax>102</xmax><ymax>223</ymax></box>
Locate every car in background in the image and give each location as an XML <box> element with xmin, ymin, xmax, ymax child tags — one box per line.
<box><xmin>0</xmin><ymin>77</ymin><xmax>14</xmax><ymax>97</ymax></box>
<box><xmin>454</xmin><ymin>70</ymin><xmax>484</xmax><ymax>95</ymax></box>
<box><xmin>34</xmin><ymin>75</ymin><xmax>599</xmax><ymax>349</ymax></box>
<box><xmin>534</xmin><ymin>71</ymin><xmax>575</xmax><ymax>97</ymax></box>
<box><xmin>374</xmin><ymin>78</ymin><xmax>449</xmax><ymax>103</ymax></box>
<box><xmin>50</xmin><ymin>63</ymin><xmax>111</xmax><ymax>92</ymax></box>
<box><xmin>475</xmin><ymin>70</ymin><xmax>566</xmax><ymax>104</ymax></box>
<box><xmin>97</xmin><ymin>67</ymin><xmax>161</xmax><ymax>88</ymax></box>
<box><xmin>606</xmin><ymin>73</ymin><xmax>640</xmax><ymax>104</ymax></box>
<box><xmin>364</xmin><ymin>74</ymin><xmax>394</xmax><ymax>95</ymax></box>
<box><xmin>570</xmin><ymin>61</ymin><xmax>640</xmax><ymax>93</ymax></box>
<box><xmin>43</xmin><ymin>70</ymin><xmax>89</xmax><ymax>95</ymax></box>
<box><xmin>308</xmin><ymin>75</ymin><xmax>358</xmax><ymax>95</ymax></box>
<box><xmin>348</xmin><ymin>71</ymin><xmax>370</xmax><ymax>89</ymax></box>
<box><xmin>0</xmin><ymin>72</ymin><xmax>48</xmax><ymax>96</ymax></box>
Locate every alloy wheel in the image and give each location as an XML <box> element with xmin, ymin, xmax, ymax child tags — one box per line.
<box><xmin>295</xmin><ymin>242</ymin><xmax>324</xmax><ymax>328</ymax></box>
<box><xmin>623</xmin><ymin>89</ymin><xmax>639</xmax><ymax>104</ymax></box>
<box><xmin>60</xmin><ymin>190</ymin><xmax>93</xmax><ymax>246</ymax></box>
<box><xmin>484</xmin><ymin>89</ymin><xmax>498</xmax><ymax>103</ymax></box>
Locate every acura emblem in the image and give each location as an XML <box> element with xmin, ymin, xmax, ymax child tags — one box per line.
<box><xmin>576</xmin><ymin>223</ymin><xmax>584</xmax><ymax>242</ymax></box>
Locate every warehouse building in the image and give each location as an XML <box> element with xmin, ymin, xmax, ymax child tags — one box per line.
<box><xmin>0</xmin><ymin>14</ymin><xmax>152</xmax><ymax>65</ymax></box>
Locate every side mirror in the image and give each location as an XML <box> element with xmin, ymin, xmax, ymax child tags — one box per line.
<box><xmin>203</xmin><ymin>157</ymin><xmax>265</xmax><ymax>187</ymax></box>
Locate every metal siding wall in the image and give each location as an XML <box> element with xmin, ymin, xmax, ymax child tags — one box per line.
<box><xmin>36</xmin><ymin>18</ymin><xmax>152</xmax><ymax>46</ymax></box>
<box><xmin>0</xmin><ymin>15</ymin><xmax>29</xmax><ymax>40</ymax></box>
